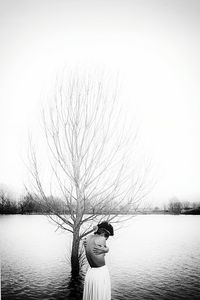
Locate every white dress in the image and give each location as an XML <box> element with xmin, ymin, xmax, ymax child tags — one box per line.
<box><xmin>83</xmin><ymin>265</ymin><xmax>111</xmax><ymax>300</ymax></box>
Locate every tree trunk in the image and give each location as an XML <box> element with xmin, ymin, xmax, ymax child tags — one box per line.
<box><xmin>71</xmin><ymin>228</ymin><xmax>81</xmax><ymax>277</ymax></box>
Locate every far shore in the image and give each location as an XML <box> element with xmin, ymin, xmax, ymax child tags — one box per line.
<box><xmin>1</xmin><ymin>210</ymin><xmax>200</xmax><ymax>216</ymax></box>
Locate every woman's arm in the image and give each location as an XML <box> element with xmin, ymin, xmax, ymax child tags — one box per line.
<box><xmin>93</xmin><ymin>236</ymin><xmax>109</xmax><ymax>255</ymax></box>
<box><xmin>93</xmin><ymin>245</ymin><xmax>109</xmax><ymax>255</ymax></box>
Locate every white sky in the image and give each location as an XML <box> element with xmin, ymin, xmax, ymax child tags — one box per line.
<box><xmin>0</xmin><ymin>0</ymin><xmax>200</xmax><ymax>206</ymax></box>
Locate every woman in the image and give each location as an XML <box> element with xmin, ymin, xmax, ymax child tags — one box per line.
<box><xmin>83</xmin><ymin>221</ymin><xmax>114</xmax><ymax>300</ymax></box>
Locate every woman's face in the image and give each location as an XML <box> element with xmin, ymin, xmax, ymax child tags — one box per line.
<box><xmin>100</xmin><ymin>232</ymin><xmax>109</xmax><ymax>239</ymax></box>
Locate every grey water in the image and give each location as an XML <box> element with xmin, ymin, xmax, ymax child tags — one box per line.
<box><xmin>1</xmin><ymin>215</ymin><xmax>200</xmax><ymax>299</ymax></box>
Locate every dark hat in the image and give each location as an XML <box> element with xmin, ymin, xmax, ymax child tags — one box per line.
<box><xmin>98</xmin><ymin>221</ymin><xmax>114</xmax><ymax>236</ymax></box>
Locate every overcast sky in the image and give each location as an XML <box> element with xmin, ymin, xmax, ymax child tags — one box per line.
<box><xmin>0</xmin><ymin>0</ymin><xmax>200</xmax><ymax>206</ymax></box>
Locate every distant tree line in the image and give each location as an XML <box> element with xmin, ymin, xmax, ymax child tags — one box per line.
<box><xmin>0</xmin><ymin>190</ymin><xmax>70</xmax><ymax>215</ymax></box>
<box><xmin>0</xmin><ymin>189</ymin><xmax>135</xmax><ymax>215</ymax></box>
<box><xmin>1</xmin><ymin>189</ymin><xmax>200</xmax><ymax>215</ymax></box>
<box><xmin>165</xmin><ymin>197</ymin><xmax>200</xmax><ymax>214</ymax></box>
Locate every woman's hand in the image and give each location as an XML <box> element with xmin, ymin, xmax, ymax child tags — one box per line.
<box><xmin>93</xmin><ymin>245</ymin><xmax>109</xmax><ymax>255</ymax></box>
<box><xmin>83</xmin><ymin>238</ymin><xmax>87</xmax><ymax>248</ymax></box>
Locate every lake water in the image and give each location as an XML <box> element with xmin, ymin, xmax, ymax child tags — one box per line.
<box><xmin>1</xmin><ymin>215</ymin><xmax>200</xmax><ymax>299</ymax></box>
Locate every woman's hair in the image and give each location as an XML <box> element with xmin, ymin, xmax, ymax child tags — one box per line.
<box><xmin>94</xmin><ymin>221</ymin><xmax>114</xmax><ymax>237</ymax></box>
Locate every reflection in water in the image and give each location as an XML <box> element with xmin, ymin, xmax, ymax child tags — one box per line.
<box><xmin>1</xmin><ymin>215</ymin><xmax>200</xmax><ymax>299</ymax></box>
<box><xmin>66</xmin><ymin>275</ymin><xmax>84</xmax><ymax>300</ymax></box>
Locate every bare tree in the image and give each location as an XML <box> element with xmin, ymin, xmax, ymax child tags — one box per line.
<box><xmin>28</xmin><ymin>73</ymin><xmax>151</xmax><ymax>276</ymax></box>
